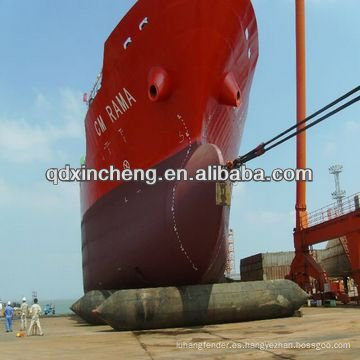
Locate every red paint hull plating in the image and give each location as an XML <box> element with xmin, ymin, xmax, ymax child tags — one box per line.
<box><xmin>81</xmin><ymin>0</ymin><xmax>258</xmax><ymax>292</ymax></box>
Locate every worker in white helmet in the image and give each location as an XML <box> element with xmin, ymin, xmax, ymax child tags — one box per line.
<box><xmin>27</xmin><ymin>298</ymin><xmax>44</xmax><ymax>336</ymax></box>
<box><xmin>4</xmin><ymin>301</ymin><xmax>13</xmax><ymax>332</ymax></box>
<box><xmin>20</xmin><ymin>297</ymin><xmax>29</xmax><ymax>331</ymax></box>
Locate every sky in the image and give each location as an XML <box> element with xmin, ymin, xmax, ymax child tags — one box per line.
<box><xmin>0</xmin><ymin>0</ymin><xmax>359</xmax><ymax>301</ymax></box>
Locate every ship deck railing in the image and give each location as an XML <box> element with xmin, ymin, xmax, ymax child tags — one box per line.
<box><xmin>88</xmin><ymin>72</ymin><xmax>102</xmax><ymax>105</ymax></box>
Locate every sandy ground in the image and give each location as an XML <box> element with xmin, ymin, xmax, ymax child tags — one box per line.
<box><xmin>0</xmin><ymin>307</ymin><xmax>359</xmax><ymax>360</ymax></box>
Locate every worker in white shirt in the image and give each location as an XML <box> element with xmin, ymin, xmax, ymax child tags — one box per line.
<box><xmin>27</xmin><ymin>298</ymin><xmax>44</xmax><ymax>336</ymax></box>
<box><xmin>20</xmin><ymin>297</ymin><xmax>29</xmax><ymax>331</ymax></box>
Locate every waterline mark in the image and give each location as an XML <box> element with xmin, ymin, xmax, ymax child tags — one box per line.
<box><xmin>45</xmin><ymin>164</ymin><xmax>313</xmax><ymax>185</ymax></box>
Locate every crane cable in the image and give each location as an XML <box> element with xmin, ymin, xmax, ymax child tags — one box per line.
<box><xmin>227</xmin><ymin>85</ymin><xmax>360</xmax><ymax>169</ymax></box>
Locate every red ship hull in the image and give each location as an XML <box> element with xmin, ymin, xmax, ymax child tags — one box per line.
<box><xmin>81</xmin><ymin>0</ymin><xmax>258</xmax><ymax>292</ymax></box>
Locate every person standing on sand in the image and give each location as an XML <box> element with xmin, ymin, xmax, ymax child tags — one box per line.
<box><xmin>20</xmin><ymin>297</ymin><xmax>29</xmax><ymax>331</ymax></box>
<box><xmin>4</xmin><ymin>301</ymin><xmax>13</xmax><ymax>333</ymax></box>
<box><xmin>27</xmin><ymin>298</ymin><xmax>44</xmax><ymax>336</ymax></box>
